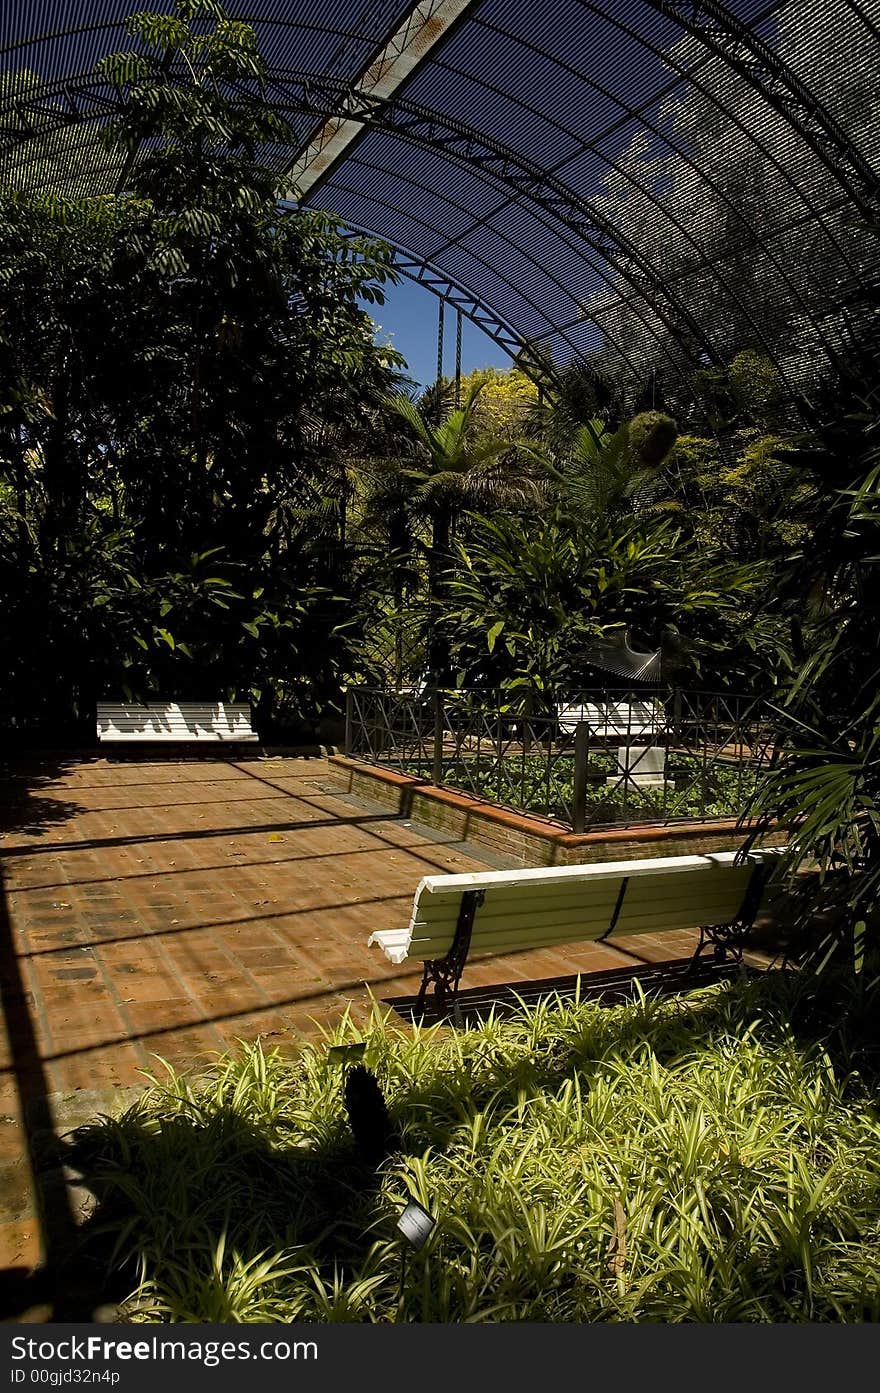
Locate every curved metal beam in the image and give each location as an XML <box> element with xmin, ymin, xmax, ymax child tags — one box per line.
<box><xmin>266</xmin><ymin>71</ymin><xmax>722</xmax><ymax>364</ymax></box>
<box><xmin>331</xmin><ymin>219</ymin><xmax>524</xmax><ymax>357</ymax></box>
<box><xmin>327</xmin><ymin>146</ymin><xmax>697</xmax><ymax>384</ymax></box>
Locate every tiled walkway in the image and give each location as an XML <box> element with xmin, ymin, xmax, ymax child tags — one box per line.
<box><xmin>0</xmin><ymin>754</ymin><xmax>703</xmax><ymax>1308</ymax></box>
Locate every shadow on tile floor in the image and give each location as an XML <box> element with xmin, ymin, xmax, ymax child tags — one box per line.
<box><xmin>383</xmin><ymin>956</ymin><xmax>755</xmax><ymax>1026</ymax></box>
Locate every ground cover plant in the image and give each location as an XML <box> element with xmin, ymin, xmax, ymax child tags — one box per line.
<box><xmin>397</xmin><ymin>750</ymin><xmax>762</xmax><ymax>827</ymax></box>
<box><xmin>69</xmin><ymin>971</ymin><xmax>880</xmax><ymax>1322</ymax></box>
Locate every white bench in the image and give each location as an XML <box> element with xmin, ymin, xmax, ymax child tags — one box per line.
<box><xmin>557</xmin><ymin>699</ymin><xmax>663</xmax><ymax>739</ymax></box>
<box><xmin>96</xmin><ymin>701</ymin><xmax>258</xmax><ymax>744</ymax></box>
<box><xmin>369</xmin><ymin>849</ymin><xmax>781</xmax><ymax>1018</ymax></box>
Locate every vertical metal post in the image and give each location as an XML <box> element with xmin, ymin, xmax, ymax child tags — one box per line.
<box><xmin>572</xmin><ymin>720</ymin><xmax>589</xmax><ymax>834</ymax></box>
<box><xmin>436</xmin><ymin>297</ymin><xmax>445</xmax><ymax>419</ymax></box>
<box><xmin>433</xmin><ymin>684</ymin><xmax>444</xmax><ymax>787</ymax></box>
<box><xmin>454</xmin><ymin>307</ymin><xmax>462</xmax><ymax>409</ymax></box>
<box><xmin>344</xmin><ymin>687</ymin><xmax>353</xmax><ymax>756</ymax></box>
<box><xmin>522</xmin><ymin>689</ymin><xmax>532</xmax><ymax>756</ymax></box>
<box><xmin>669</xmin><ymin>687</ymin><xmax>682</xmax><ymax>813</ymax></box>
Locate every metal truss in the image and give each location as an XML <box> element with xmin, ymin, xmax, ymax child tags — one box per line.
<box><xmin>269</xmin><ymin>71</ymin><xmax>723</xmax><ymax>363</ymax></box>
<box><xmin>389</xmin><ymin>248</ymin><xmax>555</xmax><ymax>382</ymax></box>
<box><xmin>0</xmin><ymin>81</ymin><xmax>119</xmax><ymax>146</ymax></box>
<box><xmin>336</xmin><ymin>222</ymin><xmax>558</xmax><ymax>383</ymax></box>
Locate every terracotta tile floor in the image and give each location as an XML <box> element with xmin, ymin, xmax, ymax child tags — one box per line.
<box><xmin>0</xmin><ymin>753</ymin><xmax>706</xmax><ymax>1310</ymax></box>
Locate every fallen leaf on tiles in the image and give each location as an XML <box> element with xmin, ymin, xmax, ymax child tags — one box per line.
<box><xmin>171</xmin><ymin>919</ymin><xmax>179</xmax><ymax>924</ymax></box>
<box><xmin>268</xmin><ymin>834</ymin><xmax>284</xmax><ymax>842</ymax></box>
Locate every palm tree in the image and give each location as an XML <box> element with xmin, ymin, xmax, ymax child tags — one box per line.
<box><xmin>378</xmin><ymin>381</ymin><xmax>540</xmax><ymax>680</ymax></box>
<box><xmin>536</xmin><ymin>410</ymin><xmax>679</xmax><ymax>528</ymax></box>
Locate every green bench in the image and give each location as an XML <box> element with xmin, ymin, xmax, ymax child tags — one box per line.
<box><xmin>369</xmin><ymin>849</ymin><xmax>782</xmax><ymax>1017</ymax></box>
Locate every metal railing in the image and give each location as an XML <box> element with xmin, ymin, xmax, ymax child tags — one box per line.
<box><xmin>343</xmin><ymin>686</ymin><xmax>776</xmax><ymax>832</ymax></box>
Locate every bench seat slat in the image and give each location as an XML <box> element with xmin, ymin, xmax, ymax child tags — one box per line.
<box><xmin>405</xmin><ymin>861</ymin><xmax>752</xmax><ymax>932</ymax></box>
<box><xmin>406</xmin><ymin>899</ymin><xmax>754</xmax><ymax>958</ymax></box>
<box><xmin>97</xmin><ymin>701</ymin><xmax>258</xmax><ymax>743</ymax></box>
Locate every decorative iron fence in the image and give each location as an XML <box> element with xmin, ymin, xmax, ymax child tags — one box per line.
<box><xmin>343</xmin><ymin>687</ymin><xmax>776</xmax><ymax>832</ymax></box>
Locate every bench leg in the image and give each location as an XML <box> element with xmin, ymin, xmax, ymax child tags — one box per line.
<box><xmin>687</xmin><ymin>920</ymin><xmax>747</xmax><ymax>974</ymax></box>
<box><xmin>687</xmin><ymin>862</ymin><xmax>771</xmax><ymax>975</ymax></box>
<box><xmin>415</xmin><ymin>958</ymin><xmax>458</xmax><ymax>1019</ymax></box>
<box><xmin>415</xmin><ymin>962</ymin><xmax>434</xmax><ymax>1017</ymax></box>
<box><xmin>414</xmin><ymin>889</ymin><xmax>485</xmax><ymax>1022</ymax></box>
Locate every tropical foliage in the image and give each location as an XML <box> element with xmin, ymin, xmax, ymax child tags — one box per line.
<box><xmin>748</xmin><ymin>315</ymin><xmax>880</xmax><ymax>971</ymax></box>
<box><xmin>439</xmin><ymin>508</ymin><xmax>780</xmax><ymax>694</ymax></box>
<box><xmin>0</xmin><ymin>1</ymin><xmax>400</xmax><ymax>736</ymax></box>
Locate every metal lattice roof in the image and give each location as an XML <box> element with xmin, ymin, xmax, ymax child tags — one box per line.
<box><xmin>1</xmin><ymin>0</ymin><xmax>878</xmax><ymax>398</ymax></box>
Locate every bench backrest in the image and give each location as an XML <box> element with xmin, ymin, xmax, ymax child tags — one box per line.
<box><xmin>558</xmin><ymin>700</ymin><xmax>663</xmax><ymax>737</ymax></box>
<box><xmin>395</xmin><ymin>851</ymin><xmax>779</xmax><ymax>962</ymax></box>
<box><xmin>97</xmin><ymin>701</ymin><xmax>257</xmax><ymax>742</ymax></box>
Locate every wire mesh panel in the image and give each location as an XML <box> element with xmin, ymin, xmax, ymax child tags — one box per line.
<box><xmin>346</xmin><ymin>686</ymin><xmax>775</xmax><ymax>829</ymax></box>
